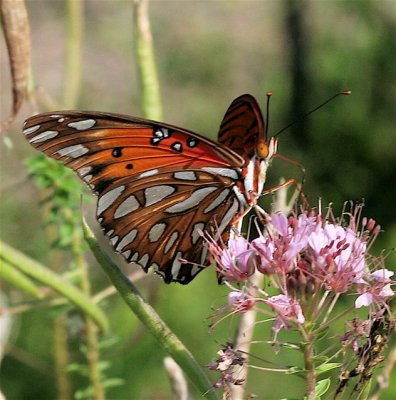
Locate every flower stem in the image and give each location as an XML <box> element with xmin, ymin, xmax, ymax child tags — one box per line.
<box><xmin>302</xmin><ymin>329</ymin><xmax>316</xmax><ymax>399</ymax></box>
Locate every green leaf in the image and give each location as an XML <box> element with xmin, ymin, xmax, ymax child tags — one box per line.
<box><xmin>315</xmin><ymin>378</ymin><xmax>331</xmax><ymax>397</ymax></box>
<box><xmin>316</xmin><ymin>362</ymin><xmax>342</xmax><ymax>376</ymax></box>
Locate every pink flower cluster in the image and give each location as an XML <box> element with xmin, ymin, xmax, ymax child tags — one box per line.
<box><xmin>203</xmin><ymin>206</ymin><xmax>394</xmax><ymax>331</ymax></box>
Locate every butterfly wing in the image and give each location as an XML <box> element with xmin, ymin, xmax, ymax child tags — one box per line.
<box><xmin>218</xmin><ymin>94</ymin><xmax>266</xmax><ymax>159</ymax></box>
<box><xmin>24</xmin><ymin>111</ymin><xmax>248</xmax><ymax>283</ymax></box>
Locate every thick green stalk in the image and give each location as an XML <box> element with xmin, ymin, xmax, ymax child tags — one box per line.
<box><xmin>72</xmin><ymin>230</ymin><xmax>105</xmax><ymax>400</ymax></box>
<box><xmin>133</xmin><ymin>0</ymin><xmax>162</xmax><ymax>120</ymax></box>
<box><xmin>63</xmin><ymin>0</ymin><xmax>83</xmax><ymax>108</ymax></box>
<box><xmin>83</xmin><ymin>219</ymin><xmax>218</xmax><ymax>400</ymax></box>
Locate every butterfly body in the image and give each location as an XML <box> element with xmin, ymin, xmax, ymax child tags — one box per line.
<box><xmin>24</xmin><ymin>95</ymin><xmax>276</xmax><ymax>284</ymax></box>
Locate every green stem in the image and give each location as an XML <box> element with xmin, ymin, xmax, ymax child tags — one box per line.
<box><xmin>133</xmin><ymin>0</ymin><xmax>162</xmax><ymax>120</ymax></box>
<box><xmin>301</xmin><ymin>327</ymin><xmax>316</xmax><ymax>399</ymax></box>
<box><xmin>83</xmin><ymin>219</ymin><xmax>218</xmax><ymax>400</ymax></box>
<box><xmin>54</xmin><ymin>315</ymin><xmax>72</xmax><ymax>400</ymax></box>
<box><xmin>63</xmin><ymin>0</ymin><xmax>83</xmax><ymax>108</ymax></box>
<box><xmin>0</xmin><ymin>240</ymin><xmax>108</xmax><ymax>332</ymax></box>
<box><xmin>72</xmin><ymin>228</ymin><xmax>105</xmax><ymax>400</ymax></box>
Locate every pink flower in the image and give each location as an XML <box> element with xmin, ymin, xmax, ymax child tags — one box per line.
<box><xmin>202</xmin><ymin>233</ymin><xmax>257</xmax><ymax>282</ymax></box>
<box><xmin>265</xmin><ymin>294</ymin><xmax>305</xmax><ymax>333</ymax></box>
<box><xmin>355</xmin><ymin>269</ymin><xmax>394</xmax><ymax>308</ymax></box>
<box><xmin>228</xmin><ymin>291</ymin><xmax>256</xmax><ymax>313</ymax></box>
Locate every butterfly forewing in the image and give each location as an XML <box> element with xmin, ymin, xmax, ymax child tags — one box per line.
<box><xmin>24</xmin><ymin>109</ymin><xmax>252</xmax><ymax>283</ymax></box>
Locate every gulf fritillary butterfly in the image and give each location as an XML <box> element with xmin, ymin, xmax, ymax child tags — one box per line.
<box><xmin>24</xmin><ymin>95</ymin><xmax>277</xmax><ymax>284</ymax></box>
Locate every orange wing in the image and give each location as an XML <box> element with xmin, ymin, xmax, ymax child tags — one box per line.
<box><xmin>24</xmin><ymin>111</ymin><xmax>248</xmax><ymax>283</ymax></box>
<box><xmin>218</xmin><ymin>94</ymin><xmax>266</xmax><ymax>159</ymax></box>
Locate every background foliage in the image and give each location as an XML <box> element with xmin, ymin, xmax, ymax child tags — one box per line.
<box><xmin>1</xmin><ymin>1</ymin><xmax>395</xmax><ymax>399</ymax></box>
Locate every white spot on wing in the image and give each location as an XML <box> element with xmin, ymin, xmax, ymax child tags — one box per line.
<box><xmin>83</xmin><ymin>174</ymin><xmax>93</xmax><ymax>182</ymax></box>
<box><xmin>148</xmin><ymin>223</ymin><xmax>166</xmax><ymax>243</ymax></box>
<box><xmin>139</xmin><ymin>254</ymin><xmax>149</xmax><ymax>268</ymax></box>
<box><xmin>114</xmin><ymin>194</ymin><xmax>139</xmax><ymax>218</ymax></box>
<box><xmin>130</xmin><ymin>252</ymin><xmax>139</xmax><ymax>262</ymax></box>
<box><xmin>216</xmin><ymin>198</ymin><xmax>239</xmax><ymax>239</ymax></box>
<box><xmin>164</xmin><ymin>231</ymin><xmax>178</xmax><ymax>254</ymax></box>
<box><xmin>105</xmin><ymin>229</ymin><xmax>114</xmax><ymax>237</ymax></box>
<box><xmin>122</xmin><ymin>250</ymin><xmax>131</xmax><ymax>259</ymax></box>
<box><xmin>116</xmin><ymin>229</ymin><xmax>138</xmax><ymax>251</ymax></box>
<box><xmin>171</xmin><ymin>252</ymin><xmax>182</xmax><ymax>278</ymax></box>
<box><xmin>192</xmin><ymin>223</ymin><xmax>204</xmax><ymax>245</ymax></box>
<box><xmin>139</xmin><ymin>169</ymin><xmax>159</xmax><ymax>178</ymax></box>
<box><xmin>67</xmin><ymin>119</ymin><xmax>96</xmax><ymax>130</ymax></box>
<box><xmin>173</xmin><ymin>171</ymin><xmax>197</xmax><ymax>181</ymax></box>
<box><xmin>233</xmin><ymin>186</ymin><xmax>248</xmax><ymax>210</ymax></box>
<box><xmin>191</xmin><ymin>265</ymin><xmax>202</xmax><ymax>277</ymax></box>
<box><xmin>58</xmin><ymin>118</ymin><xmax>65</xmax><ymax>122</ymax></box>
<box><xmin>57</xmin><ymin>144</ymin><xmax>89</xmax><ymax>158</ymax></box>
<box><xmin>23</xmin><ymin>125</ymin><xmax>40</xmax><ymax>135</ymax></box>
<box><xmin>78</xmin><ymin>166</ymin><xmax>92</xmax><ymax>176</ymax></box>
<box><xmin>200</xmin><ymin>246</ymin><xmax>208</xmax><ymax>264</ymax></box>
<box><xmin>202</xmin><ymin>167</ymin><xmax>239</xmax><ymax>180</ymax></box>
<box><xmin>145</xmin><ymin>185</ymin><xmax>175</xmax><ymax>207</ymax></box>
<box><xmin>165</xmin><ymin>187</ymin><xmax>217</xmax><ymax>213</ymax></box>
<box><xmin>110</xmin><ymin>235</ymin><xmax>119</xmax><ymax>246</ymax></box>
<box><xmin>29</xmin><ymin>130</ymin><xmax>58</xmax><ymax>143</ymax></box>
<box><xmin>97</xmin><ymin>185</ymin><xmax>125</xmax><ymax>216</ymax></box>
<box><xmin>204</xmin><ymin>188</ymin><xmax>230</xmax><ymax>213</ymax></box>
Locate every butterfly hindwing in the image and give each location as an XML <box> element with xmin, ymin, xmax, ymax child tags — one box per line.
<box><xmin>218</xmin><ymin>94</ymin><xmax>266</xmax><ymax>159</ymax></box>
<box><xmin>97</xmin><ymin>168</ymin><xmax>243</xmax><ymax>283</ymax></box>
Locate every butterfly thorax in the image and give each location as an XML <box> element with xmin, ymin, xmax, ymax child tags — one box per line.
<box><xmin>243</xmin><ymin>137</ymin><xmax>278</xmax><ymax>206</ymax></box>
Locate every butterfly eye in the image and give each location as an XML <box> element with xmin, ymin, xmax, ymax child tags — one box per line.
<box><xmin>256</xmin><ymin>139</ymin><xmax>269</xmax><ymax>159</ymax></box>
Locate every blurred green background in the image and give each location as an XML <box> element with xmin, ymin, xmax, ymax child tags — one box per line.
<box><xmin>1</xmin><ymin>0</ymin><xmax>395</xmax><ymax>399</ymax></box>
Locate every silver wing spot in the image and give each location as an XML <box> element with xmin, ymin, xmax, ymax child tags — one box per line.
<box><xmin>67</xmin><ymin>119</ymin><xmax>96</xmax><ymax>130</ymax></box>
<box><xmin>130</xmin><ymin>252</ymin><xmax>139</xmax><ymax>262</ymax></box>
<box><xmin>148</xmin><ymin>223</ymin><xmax>167</xmax><ymax>243</ymax></box>
<box><xmin>97</xmin><ymin>185</ymin><xmax>126</xmax><ymax>216</ymax></box>
<box><xmin>173</xmin><ymin>171</ymin><xmax>197</xmax><ymax>181</ymax></box>
<box><xmin>139</xmin><ymin>254</ymin><xmax>150</xmax><ymax>268</ymax></box>
<box><xmin>165</xmin><ymin>187</ymin><xmax>217</xmax><ymax>213</ymax></box>
<box><xmin>190</xmin><ymin>265</ymin><xmax>202</xmax><ymax>277</ymax></box>
<box><xmin>139</xmin><ymin>169</ymin><xmax>159</xmax><ymax>178</ymax></box>
<box><xmin>122</xmin><ymin>250</ymin><xmax>131</xmax><ymax>259</ymax></box>
<box><xmin>83</xmin><ymin>174</ymin><xmax>93</xmax><ymax>183</ymax></box>
<box><xmin>29</xmin><ymin>130</ymin><xmax>58</xmax><ymax>143</ymax></box>
<box><xmin>204</xmin><ymin>188</ymin><xmax>230</xmax><ymax>213</ymax></box>
<box><xmin>116</xmin><ymin>229</ymin><xmax>138</xmax><ymax>251</ymax></box>
<box><xmin>78</xmin><ymin>166</ymin><xmax>92</xmax><ymax>176</ymax></box>
<box><xmin>56</xmin><ymin>144</ymin><xmax>89</xmax><ymax>158</ymax></box>
<box><xmin>110</xmin><ymin>236</ymin><xmax>119</xmax><ymax>246</ymax></box>
<box><xmin>171</xmin><ymin>252</ymin><xmax>182</xmax><ymax>279</ymax></box>
<box><xmin>192</xmin><ymin>222</ymin><xmax>205</xmax><ymax>245</ymax></box>
<box><xmin>114</xmin><ymin>194</ymin><xmax>140</xmax><ymax>219</ymax></box>
<box><xmin>202</xmin><ymin>167</ymin><xmax>239</xmax><ymax>180</ymax></box>
<box><xmin>144</xmin><ymin>185</ymin><xmax>175</xmax><ymax>207</ymax></box>
<box><xmin>24</xmin><ymin>125</ymin><xmax>40</xmax><ymax>135</ymax></box>
<box><xmin>217</xmin><ymin>198</ymin><xmax>239</xmax><ymax>239</ymax></box>
<box><xmin>105</xmin><ymin>229</ymin><xmax>115</xmax><ymax>237</ymax></box>
<box><xmin>164</xmin><ymin>231</ymin><xmax>179</xmax><ymax>254</ymax></box>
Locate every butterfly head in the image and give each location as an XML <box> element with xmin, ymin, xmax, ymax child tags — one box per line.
<box><xmin>256</xmin><ymin>136</ymin><xmax>277</xmax><ymax>161</ymax></box>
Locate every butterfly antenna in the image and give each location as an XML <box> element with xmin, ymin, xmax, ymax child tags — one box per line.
<box><xmin>273</xmin><ymin>90</ymin><xmax>352</xmax><ymax>138</ymax></box>
<box><xmin>266</xmin><ymin>91</ymin><xmax>272</xmax><ymax>134</ymax></box>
